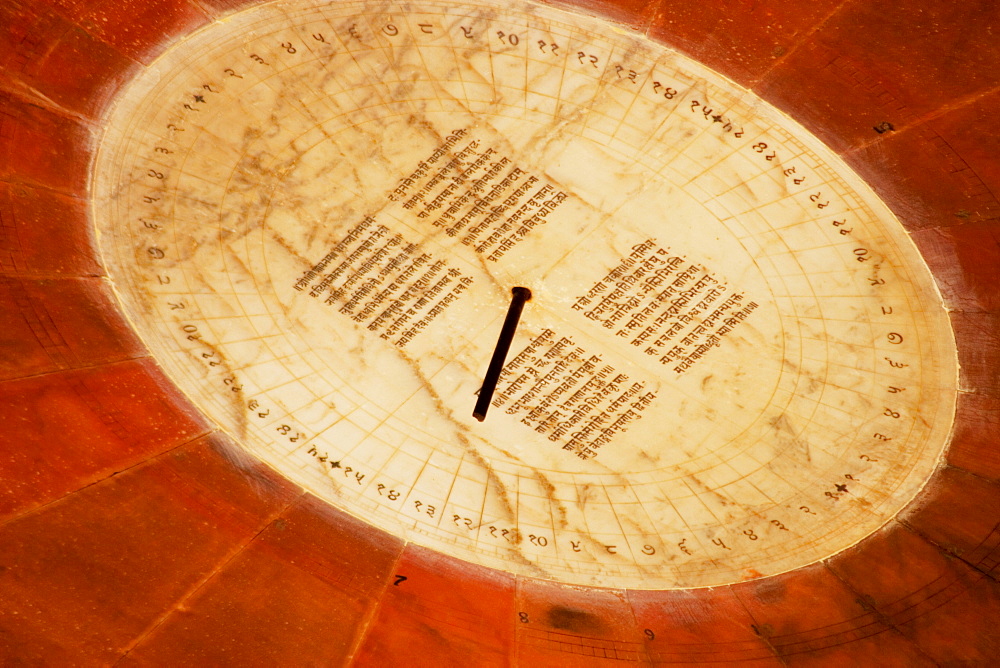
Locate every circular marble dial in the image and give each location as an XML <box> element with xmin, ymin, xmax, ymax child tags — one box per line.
<box><xmin>91</xmin><ymin>0</ymin><xmax>957</xmax><ymax>588</ymax></box>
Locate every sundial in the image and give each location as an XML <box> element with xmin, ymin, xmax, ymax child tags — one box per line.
<box><xmin>91</xmin><ymin>0</ymin><xmax>957</xmax><ymax>589</ymax></box>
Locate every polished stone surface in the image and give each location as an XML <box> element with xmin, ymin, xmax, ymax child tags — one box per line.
<box><xmin>92</xmin><ymin>0</ymin><xmax>956</xmax><ymax>588</ymax></box>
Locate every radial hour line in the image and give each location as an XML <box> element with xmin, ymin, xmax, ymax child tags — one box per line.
<box><xmin>473</xmin><ymin>286</ymin><xmax>532</xmax><ymax>422</ymax></box>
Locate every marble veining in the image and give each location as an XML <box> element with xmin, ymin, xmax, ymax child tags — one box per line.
<box><xmin>91</xmin><ymin>0</ymin><xmax>957</xmax><ymax>588</ymax></box>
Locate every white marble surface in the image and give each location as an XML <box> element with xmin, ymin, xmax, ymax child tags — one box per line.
<box><xmin>92</xmin><ymin>0</ymin><xmax>957</xmax><ymax>588</ymax></box>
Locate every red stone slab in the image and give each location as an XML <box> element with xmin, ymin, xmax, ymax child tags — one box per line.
<box><xmin>0</xmin><ymin>431</ymin><xmax>299</xmax><ymax>665</ymax></box>
<box><xmin>515</xmin><ymin>578</ymin><xmax>647</xmax><ymax>666</ymax></box>
<box><xmin>898</xmin><ymin>466</ymin><xmax>1000</xmax><ymax>578</ymax></box>
<box><xmin>754</xmin><ymin>0</ymin><xmax>1000</xmax><ymax>153</ymax></box>
<box><xmin>0</xmin><ymin>0</ymin><xmax>62</xmax><ymax>105</ymax></box>
<box><xmin>648</xmin><ymin>0</ymin><xmax>843</xmax><ymax>88</ymax></box>
<box><xmin>255</xmin><ymin>494</ymin><xmax>404</xmax><ymax>597</ymax></box>
<box><xmin>950</xmin><ymin>310</ymin><xmax>1000</xmax><ymax>395</ymax></box>
<box><xmin>0</xmin><ymin>276</ymin><xmax>145</xmax><ymax>381</ymax></box>
<box><xmin>0</xmin><ymin>277</ymin><xmax>64</xmax><ymax>379</ymax></box>
<box><xmin>947</xmin><ymin>392</ymin><xmax>1000</xmax><ymax>481</ymax></box>
<box><xmin>353</xmin><ymin>543</ymin><xmax>516</xmax><ymax>667</ymax></box>
<box><xmin>0</xmin><ymin>182</ymin><xmax>102</xmax><ymax>276</ymax></box>
<box><xmin>843</xmin><ymin>89</ymin><xmax>1000</xmax><ymax>234</ymax></box>
<box><xmin>0</xmin><ymin>358</ymin><xmax>209</xmax><ymax>521</ymax></box>
<box><xmin>827</xmin><ymin>523</ymin><xmax>1000</xmax><ymax>663</ymax></box>
<box><xmin>628</xmin><ymin>586</ymin><xmax>781</xmax><ymax>666</ymax></box>
<box><xmin>121</xmin><ymin>494</ymin><xmax>401</xmax><ymax>666</ymax></box>
<box><xmin>730</xmin><ymin>563</ymin><xmax>932</xmax><ymax>666</ymax></box>
<box><xmin>0</xmin><ymin>91</ymin><xmax>93</xmax><ymax>196</ymax></box>
<box><xmin>0</xmin><ymin>0</ymin><xmax>139</xmax><ymax>120</ymax></box>
<box><xmin>43</xmin><ymin>0</ymin><xmax>211</xmax><ymax>65</ymax></box>
<box><xmin>910</xmin><ymin>222</ymin><xmax>1000</xmax><ymax>313</ymax></box>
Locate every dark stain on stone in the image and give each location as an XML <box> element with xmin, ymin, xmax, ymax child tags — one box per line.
<box><xmin>547</xmin><ymin>606</ymin><xmax>602</xmax><ymax>633</ymax></box>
